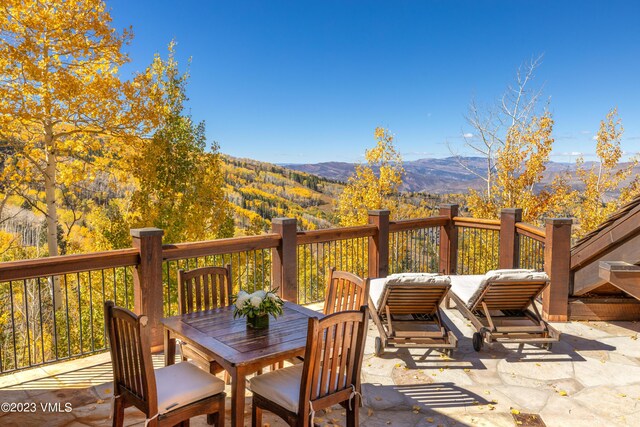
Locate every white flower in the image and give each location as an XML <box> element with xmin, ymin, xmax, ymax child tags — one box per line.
<box><xmin>250</xmin><ymin>296</ymin><xmax>263</xmax><ymax>308</ymax></box>
<box><xmin>267</xmin><ymin>292</ymin><xmax>279</xmax><ymax>301</ymax></box>
<box><xmin>235</xmin><ymin>295</ymin><xmax>249</xmax><ymax>310</ymax></box>
<box><xmin>253</xmin><ymin>290</ymin><xmax>267</xmax><ymax>299</ymax></box>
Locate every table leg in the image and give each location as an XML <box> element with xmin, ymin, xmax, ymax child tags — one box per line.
<box><xmin>230</xmin><ymin>367</ymin><xmax>246</xmax><ymax>427</ymax></box>
<box><xmin>164</xmin><ymin>328</ymin><xmax>176</xmax><ymax>366</ymax></box>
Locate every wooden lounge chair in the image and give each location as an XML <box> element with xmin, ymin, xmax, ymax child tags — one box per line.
<box><xmin>447</xmin><ymin>269</ymin><xmax>560</xmax><ymax>351</ymax></box>
<box><xmin>104</xmin><ymin>301</ymin><xmax>226</xmax><ymax>427</ymax></box>
<box><xmin>249</xmin><ymin>306</ymin><xmax>369</xmax><ymax>427</ymax></box>
<box><xmin>368</xmin><ymin>273</ymin><xmax>457</xmax><ymax>357</ymax></box>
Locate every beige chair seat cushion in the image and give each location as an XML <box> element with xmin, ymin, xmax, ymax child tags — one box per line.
<box><xmin>155</xmin><ymin>361</ymin><xmax>225</xmax><ymax>414</ymax></box>
<box><xmin>369</xmin><ymin>273</ymin><xmax>450</xmax><ymax>310</ymax></box>
<box><xmin>249</xmin><ymin>364</ymin><xmax>304</xmax><ymax>412</ymax></box>
<box><xmin>449</xmin><ymin>269</ymin><xmax>549</xmax><ymax>309</ymax></box>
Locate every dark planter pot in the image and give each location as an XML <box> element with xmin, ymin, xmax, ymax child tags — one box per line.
<box><xmin>247</xmin><ymin>314</ymin><xmax>269</xmax><ymax>329</ymax></box>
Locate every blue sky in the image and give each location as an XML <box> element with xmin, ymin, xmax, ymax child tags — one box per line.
<box><xmin>108</xmin><ymin>0</ymin><xmax>640</xmax><ymax>164</ymax></box>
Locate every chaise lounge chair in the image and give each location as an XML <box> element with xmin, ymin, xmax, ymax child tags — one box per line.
<box><xmin>368</xmin><ymin>273</ymin><xmax>457</xmax><ymax>357</ymax></box>
<box><xmin>447</xmin><ymin>269</ymin><xmax>560</xmax><ymax>351</ymax></box>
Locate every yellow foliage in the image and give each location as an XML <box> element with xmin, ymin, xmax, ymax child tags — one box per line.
<box><xmin>466</xmin><ymin>112</ymin><xmax>572</xmax><ymax>224</ymax></box>
<box><xmin>338</xmin><ymin>127</ymin><xmax>404</xmax><ymax>226</ymax></box>
<box><xmin>0</xmin><ymin>0</ymin><xmax>160</xmax><ymax>256</ymax></box>
<box><xmin>573</xmin><ymin>108</ymin><xmax>639</xmax><ymax>238</ymax></box>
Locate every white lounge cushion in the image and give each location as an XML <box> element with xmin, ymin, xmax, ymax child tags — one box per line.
<box><xmin>449</xmin><ymin>274</ymin><xmax>485</xmax><ymax>307</ymax></box>
<box><xmin>155</xmin><ymin>361</ymin><xmax>225</xmax><ymax>414</ymax></box>
<box><xmin>385</xmin><ymin>272</ymin><xmax>443</xmax><ymax>285</ymax></box>
<box><xmin>450</xmin><ymin>269</ymin><xmax>549</xmax><ymax>309</ymax></box>
<box><xmin>249</xmin><ymin>364</ymin><xmax>304</xmax><ymax>412</ymax></box>
<box><xmin>369</xmin><ymin>274</ymin><xmax>450</xmax><ymax>309</ymax></box>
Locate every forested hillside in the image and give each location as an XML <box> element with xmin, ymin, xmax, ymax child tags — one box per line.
<box><xmin>221</xmin><ymin>155</ymin><xmax>343</xmax><ymax>233</ymax></box>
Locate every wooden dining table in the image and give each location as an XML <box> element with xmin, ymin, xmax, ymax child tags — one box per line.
<box><xmin>160</xmin><ymin>301</ymin><xmax>322</xmax><ymax>427</ymax></box>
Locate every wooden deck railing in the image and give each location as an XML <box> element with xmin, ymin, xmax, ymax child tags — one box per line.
<box><xmin>0</xmin><ymin>205</ymin><xmax>574</xmax><ymax>374</ymax></box>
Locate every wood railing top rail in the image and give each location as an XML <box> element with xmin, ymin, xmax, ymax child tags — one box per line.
<box><xmin>0</xmin><ymin>248</ymin><xmax>140</xmax><ymax>282</ymax></box>
<box><xmin>453</xmin><ymin>216</ymin><xmax>501</xmax><ymax>231</ymax></box>
<box><xmin>162</xmin><ymin>233</ymin><xmax>281</xmax><ymax>261</ymax></box>
<box><xmin>389</xmin><ymin>216</ymin><xmax>449</xmax><ymax>232</ymax></box>
<box><xmin>515</xmin><ymin>223</ymin><xmax>546</xmax><ymax>241</ymax></box>
<box><xmin>296</xmin><ymin>224</ymin><xmax>377</xmax><ymax>245</ymax></box>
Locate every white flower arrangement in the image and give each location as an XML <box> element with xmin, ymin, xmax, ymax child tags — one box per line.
<box><xmin>232</xmin><ymin>288</ymin><xmax>284</xmax><ymax>319</ymax></box>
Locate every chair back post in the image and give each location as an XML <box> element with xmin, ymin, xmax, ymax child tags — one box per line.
<box><xmin>324</xmin><ymin>268</ymin><xmax>370</xmax><ymax>315</ymax></box>
<box><xmin>298</xmin><ymin>306</ymin><xmax>369</xmax><ymax>420</ymax></box>
<box><xmin>104</xmin><ymin>300</ymin><xmax>158</xmax><ymax>419</ymax></box>
<box><xmin>177</xmin><ymin>264</ymin><xmax>233</xmax><ymax>315</ymax></box>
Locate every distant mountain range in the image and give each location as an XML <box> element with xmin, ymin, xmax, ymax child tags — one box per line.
<box><xmin>284</xmin><ymin>156</ymin><xmax>639</xmax><ymax>194</ymax></box>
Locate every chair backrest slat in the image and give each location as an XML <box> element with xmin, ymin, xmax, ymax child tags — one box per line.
<box><xmin>384</xmin><ymin>284</ymin><xmax>450</xmax><ymax>315</ymax></box>
<box><xmin>104</xmin><ymin>301</ymin><xmax>157</xmax><ymax>417</ymax></box>
<box><xmin>472</xmin><ymin>280</ymin><xmax>548</xmax><ymax>311</ymax></box>
<box><xmin>178</xmin><ymin>265</ymin><xmax>233</xmax><ymax>315</ymax></box>
<box><xmin>300</xmin><ymin>306</ymin><xmax>368</xmax><ymax>409</ymax></box>
<box><xmin>324</xmin><ymin>268</ymin><xmax>370</xmax><ymax>315</ymax></box>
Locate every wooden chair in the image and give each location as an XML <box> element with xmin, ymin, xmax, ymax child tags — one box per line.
<box><xmin>178</xmin><ymin>265</ymin><xmax>232</xmax><ymax>382</ymax></box>
<box><xmin>448</xmin><ymin>269</ymin><xmax>560</xmax><ymax>351</ymax></box>
<box><xmin>368</xmin><ymin>273</ymin><xmax>457</xmax><ymax>357</ymax></box>
<box><xmin>104</xmin><ymin>301</ymin><xmax>225</xmax><ymax>427</ymax></box>
<box><xmin>250</xmin><ymin>306</ymin><xmax>369</xmax><ymax>427</ymax></box>
<box><xmin>323</xmin><ymin>267</ymin><xmax>370</xmax><ymax>315</ymax></box>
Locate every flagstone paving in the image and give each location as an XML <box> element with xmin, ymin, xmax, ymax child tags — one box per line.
<box><xmin>0</xmin><ymin>305</ymin><xmax>639</xmax><ymax>427</ymax></box>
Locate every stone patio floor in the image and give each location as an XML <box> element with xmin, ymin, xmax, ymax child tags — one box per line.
<box><xmin>0</xmin><ymin>304</ymin><xmax>639</xmax><ymax>427</ymax></box>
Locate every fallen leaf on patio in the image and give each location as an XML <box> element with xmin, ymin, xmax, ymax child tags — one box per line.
<box><xmin>432</xmin><ymin>373</ymin><xmax>437</xmax><ymax>376</ymax></box>
<box><xmin>630</xmin><ymin>334</ymin><xmax>637</xmax><ymax>340</ymax></box>
<box><xmin>395</xmin><ymin>363</ymin><xmax>403</xmax><ymax>368</ymax></box>
<box><xmin>558</xmin><ymin>390</ymin><xmax>568</xmax><ymax>396</ymax></box>
<box><xmin>439</xmin><ymin>368</ymin><xmax>444</xmax><ymax>372</ymax></box>
<box><xmin>463</xmin><ymin>368</ymin><xmax>470</xmax><ymax>372</ymax></box>
<box><xmin>472</xmin><ymin>400</ymin><xmax>480</xmax><ymax>405</ymax></box>
<box><xmin>425</xmin><ymin>417</ymin><xmax>434</xmax><ymax>423</ymax></box>
<box><xmin>618</xmin><ymin>393</ymin><xmax>627</xmax><ymax>397</ymax></box>
<box><xmin>375</xmin><ymin>396</ymin><xmax>382</xmax><ymax>401</ymax></box>
<box><xmin>386</xmin><ymin>421</ymin><xmax>391</xmax><ymax>425</ymax></box>
<box><xmin>488</xmin><ymin>404</ymin><xmax>495</xmax><ymax>410</ymax></box>
<box><xmin>367</xmin><ymin>408</ymin><xmax>374</xmax><ymax>416</ymax></box>
<box><xmin>484</xmin><ymin>390</ymin><xmax>490</xmax><ymax>395</ymax></box>
<box><xmin>412</xmin><ymin>405</ymin><xmax>421</xmax><ymax>413</ymax></box>
<box><xmin>341</xmin><ymin>411</ymin><xmax>345</xmax><ymax>416</ymax></box>
<box><xmin>491</xmin><ymin>399</ymin><xmax>498</xmax><ymax>404</ymax></box>
<box><xmin>516</xmin><ymin>421</ymin><xmax>523</xmax><ymax>425</ymax></box>
<box><xmin>325</xmin><ymin>407</ymin><xmax>333</xmax><ymax>413</ymax></box>
<box><xmin>535</xmin><ymin>363</ymin><xmax>541</xmax><ymax>366</ymax></box>
<box><xmin>104</xmin><ymin>388</ymin><xmax>111</xmax><ymax>394</ymax></box>
<box><xmin>96</xmin><ymin>399</ymin><xmax>105</xmax><ymax>404</ymax></box>
<box><xmin>510</xmin><ymin>408</ymin><xmax>520</xmax><ymax>415</ymax></box>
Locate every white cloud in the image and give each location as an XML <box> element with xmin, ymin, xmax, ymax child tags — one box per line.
<box><xmin>463</xmin><ymin>133</ymin><xmax>473</xmax><ymax>138</ymax></box>
<box><xmin>592</xmin><ymin>135</ymin><xmax>598</xmax><ymax>140</ymax></box>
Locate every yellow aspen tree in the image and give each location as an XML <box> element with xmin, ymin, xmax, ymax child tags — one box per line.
<box><xmin>338</xmin><ymin>127</ymin><xmax>404</xmax><ymax>226</ymax></box>
<box><xmin>127</xmin><ymin>44</ymin><xmax>233</xmax><ymax>244</ymax></box>
<box><xmin>467</xmin><ymin>112</ymin><xmax>572</xmax><ymax>224</ymax></box>
<box><xmin>573</xmin><ymin>109</ymin><xmax>639</xmax><ymax>238</ymax></box>
<box><xmin>0</xmin><ymin>0</ymin><xmax>158</xmax><ymax>259</ymax></box>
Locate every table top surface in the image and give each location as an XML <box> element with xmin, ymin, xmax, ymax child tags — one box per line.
<box><xmin>161</xmin><ymin>301</ymin><xmax>322</xmax><ymax>367</ymax></box>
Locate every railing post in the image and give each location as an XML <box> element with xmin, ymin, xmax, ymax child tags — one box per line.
<box><xmin>130</xmin><ymin>227</ymin><xmax>164</xmax><ymax>348</ymax></box>
<box><xmin>439</xmin><ymin>204</ymin><xmax>458</xmax><ymax>274</ymax></box>
<box><xmin>499</xmin><ymin>208</ymin><xmax>522</xmax><ymax>269</ymax></box>
<box><xmin>542</xmin><ymin>218</ymin><xmax>572</xmax><ymax>322</ymax></box>
<box><xmin>368</xmin><ymin>210</ymin><xmax>390</xmax><ymax>278</ymax></box>
<box><xmin>272</xmin><ymin>218</ymin><xmax>298</xmax><ymax>303</ymax></box>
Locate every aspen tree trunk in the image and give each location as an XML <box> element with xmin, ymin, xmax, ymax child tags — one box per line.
<box><xmin>44</xmin><ymin>126</ymin><xmax>62</xmax><ymax>310</ymax></box>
